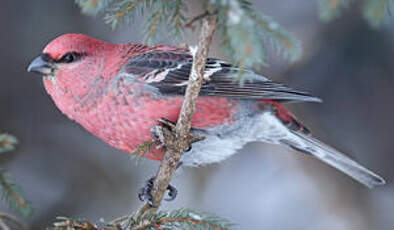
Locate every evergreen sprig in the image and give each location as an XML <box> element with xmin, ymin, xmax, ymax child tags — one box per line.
<box><xmin>103</xmin><ymin>0</ymin><xmax>154</xmax><ymax>29</ymax></box>
<box><xmin>142</xmin><ymin>0</ymin><xmax>187</xmax><ymax>42</ymax></box>
<box><xmin>131</xmin><ymin>208</ymin><xmax>234</xmax><ymax>230</ymax></box>
<box><xmin>0</xmin><ymin>133</ymin><xmax>32</xmax><ymax>217</ymax></box>
<box><xmin>215</xmin><ymin>0</ymin><xmax>301</xmax><ymax>67</ymax></box>
<box><xmin>132</xmin><ymin>140</ymin><xmax>154</xmax><ymax>158</ymax></box>
<box><xmin>318</xmin><ymin>0</ymin><xmax>393</xmax><ymax>28</ymax></box>
<box><xmin>103</xmin><ymin>0</ymin><xmax>187</xmax><ymax>43</ymax></box>
<box><xmin>76</xmin><ymin>0</ymin><xmax>393</xmax><ymax>68</ymax></box>
<box><xmin>0</xmin><ymin>133</ymin><xmax>17</xmax><ymax>153</ymax></box>
<box><xmin>76</xmin><ymin>0</ymin><xmax>300</xmax><ymax>68</ymax></box>
<box><xmin>0</xmin><ymin>171</ymin><xmax>32</xmax><ymax>217</ymax></box>
<box><xmin>49</xmin><ymin>208</ymin><xmax>234</xmax><ymax>230</ymax></box>
<box><xmin>130</xmin><ymin>139</ymin><xmax>156</xmax><ymax>164</ymax></box>
<box><xmin>362</xmin><ymin>0</ymin><xmax>392</xmax><ymax>28</ymax></box>
<box><xmin>75</xmin><ymin>0</ymin><xmax>114</xmax><ymax>16</ymax></box>
<box><xmin>318</xmin><ymin>0</ymin><xmax>354</xmax><ymax>22</ymax></box>
<box><xmin>154</xmin><ymin>208</ymin><xmax>235</xmax><ymax>230</ymax></box>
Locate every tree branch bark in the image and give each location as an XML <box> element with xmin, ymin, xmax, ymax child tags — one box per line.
<box><xmin>136</xmin><ymin>14</ymin><xmax>217</xmax><ymax>218</ymax></box>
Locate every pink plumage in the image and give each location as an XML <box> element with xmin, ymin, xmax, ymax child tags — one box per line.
<box><xmin>28</xmin><ymin>34</ymin><xmax>385</xmax><ymax>188</ymax></box>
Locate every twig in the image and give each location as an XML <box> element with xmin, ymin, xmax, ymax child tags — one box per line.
<box><xmin>0</xmin><ymin>171</ymin><xmax>30</xmax><ymax>216</ymax></box>
<box><xmin>133</xmin><ymin>217</ymin><xmax>227</xmax><ymax>230</ymax></box>
<box><xmin>110</xmin><ymin>215</ymin><xmax>129</xmax><ymax>225</ymax></box>
<box><xmin>135</xmin><ymin>14</ymin><xmax>217</xmax><ymax>218</ymax></box>
<box><xmin>185</xmin><ymin>10</ymin><xmax>219</xmax><ymax>29</ymax></box>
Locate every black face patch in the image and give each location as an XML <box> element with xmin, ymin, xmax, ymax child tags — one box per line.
<box><xmin>56</xmin><ymin>52</ymin><xmax>84</xmax><ymax>63</ymax></box>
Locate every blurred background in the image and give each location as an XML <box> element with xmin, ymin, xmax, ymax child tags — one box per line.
<box><xmin>0</xmin><ymin>0</ymin><xmax>393</xmax><ymax>229</ymax></box>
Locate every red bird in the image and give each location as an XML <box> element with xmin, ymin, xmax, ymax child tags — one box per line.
<box><xmin>28</xmin><ymin>34</ymin><xmax>385</xmax><ymax>190</ymax></box>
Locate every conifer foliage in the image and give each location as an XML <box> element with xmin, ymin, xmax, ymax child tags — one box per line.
<box><xmin>49</xmin><ymin>209</ymin><xmax>234</xmax><ymax>230</ymax></box>
<box><xmin>0</xmin><ymin>133</ymin><xmax>31</xmax><ymax>228</ymax></box>
<box><xmin>75</xmin><ymin>0</ymin><xmax>301</xmax><ymax>68</ymax></box>
<box><xmin>318</xmin><ymin>0</ymin><xmax>392</xmax><ymax>28</ymax></box>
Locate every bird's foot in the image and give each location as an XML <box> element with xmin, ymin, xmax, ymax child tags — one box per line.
<box><xmin>157</xmin><ymin>118</ymin><xmax>176</xmax><ymax>132</ymax></box>
<box><xmin>138</xmin><ymin>177</ymin><xmax>178</xmax><ymax>207</ymax></box>
<box><xmin>152</xmin><ymin>118</ymin><xmax>205</xmax><ymax>152</ymax></box>
<box><xmin>151</xmin><ymin>118</ymin><xmax>176</xmax><ymax>150</ymax></box>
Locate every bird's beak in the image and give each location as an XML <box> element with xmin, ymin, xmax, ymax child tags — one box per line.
<box><xmin>27</xmin><ymin>54</ymin><xmax>54</xmax><ymax>75</ymax></box>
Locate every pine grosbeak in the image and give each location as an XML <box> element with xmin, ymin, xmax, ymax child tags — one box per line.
<box><xmin>28</xmin><ymin>34</ymin><xmax>385</xmax><ymax>188</ymax></box>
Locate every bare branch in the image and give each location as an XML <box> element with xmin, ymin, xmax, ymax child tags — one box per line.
<box><xmin>136</xmin><ymin>14</ymin><xmax>217</xmax><ymax>218</ymax></box>
<box><xmin>184</xmin><ymin>11</ymin><xmax>210</xmax><ymax>28</ymax></box>
<box><xmin>184</xmin><ymin>10</ymin><xmax>218</xmax><ymax>29</ymax></box>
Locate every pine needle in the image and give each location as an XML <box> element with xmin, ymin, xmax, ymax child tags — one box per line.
<box><xmin>318</xmin><ymin>0</ymin><xmax>354</xmax><ymax>21</ymax></box>
<box><xmin>0</xmin><ymin>171</ymin><xmax>32</xmax><ymax>217</ymax></box>
<box><xmin>75</xmin><ymin>0</ymin><xmax>113</xmax><ymax>16</ymax></box>
<box><xmin>0</xmin><ymin>134</ymin><xmax>17</xmax><ymax>153</ymax></box>
<box><xmin>362</xmin><ymin>0</ymin><xmax>391</xmax><ymax>28</ymax></box>
<box><xmin>318</xmin><ymin>0</ymin><xmax>392</xmax><ymax>28</ymax></box>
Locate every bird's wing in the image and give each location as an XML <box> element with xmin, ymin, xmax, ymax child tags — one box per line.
<box><xmin>124</xmin><ymin>50</ymin><xmax>321</xmax><ymax>102</ymax></box>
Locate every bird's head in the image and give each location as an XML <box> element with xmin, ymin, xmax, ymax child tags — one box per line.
<box><xmin>27</xmin><ymin>33</ymin><xmax>111</xmax><ymax>78</ymax></box>
<box><xmin>27</xmin><ymin>34</ymin><xmax>121</xmax><ymax>104</ymax></box>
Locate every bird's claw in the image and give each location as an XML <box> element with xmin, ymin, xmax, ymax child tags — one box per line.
<box><xmin>157</xmin><ymin>118</ymin><xmax>176</xmax><ymax>132</ymax></box>
<box><xmin>138</xmin><ymin>177</ymin><xmax>178</xmax><ymax>206</ymax></box>
<box><xmin>153</xmin><ymin>118</ymin><xmax>205</xmax><ymax>152</ymax></box>
<box><xmin>138</xmin><ymin>177</ymin><xmax>154</xmax><ymax>206</ymax></box>
<box><xmin>164</xmin><ymin>183</ymin><xmax>178</xmax><ymax>201</ymax></box>
<box><xmin>151</xmin><ymin>125</ymin><xmax>166</xmax><ymax>150</ymax></box>
<box><xmin>151</xmin><ymin>118</ymin><xmax>177</xmax><ymax>150</ymax></box>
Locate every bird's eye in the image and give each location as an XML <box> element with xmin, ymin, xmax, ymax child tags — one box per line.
<box><xmin>63</xmin><ymin>53</ymin><xmax>75</xmax><ymax>63</ymax></box>
<box><xmin>59</xmin><ymin>52</ymin><xmax>78</xmax><ymax>63</ymax></box>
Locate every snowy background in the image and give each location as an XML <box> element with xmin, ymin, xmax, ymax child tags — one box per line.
<box><xmin>0</xmin><ymin>0</ymin><xmax>393</xmax><ymax>229</ymax></box>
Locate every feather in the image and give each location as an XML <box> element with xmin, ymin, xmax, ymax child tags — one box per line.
<box><xmin>257</xmin><ymin>112</ymin><xmax>384</xmax><ymax>188</ymax></box>
<box><xmin>289</xmin><ymin>131</ymin><xmax>386</xmax><ymax>188</ymax></box>
<box><xmin>124</xmin><ymin>50</ymin><xmax>322</xmax><ymax>103</ymax></box>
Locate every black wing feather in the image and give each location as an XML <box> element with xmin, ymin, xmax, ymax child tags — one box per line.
<box><xmin>124</xmin><ymin>50</ymin><xmax>321</xmax><ymax>102</ymax></box>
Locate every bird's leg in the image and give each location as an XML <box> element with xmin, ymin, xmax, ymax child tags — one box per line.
<box><xmin>141</xmin><ymin>119</ymin><xmax>179</xmax><ymax>206</ymax></box>
<box><xmin>142</xmin><ymin>118</ymin><xmax>205</xmax><ymax>205</ymax></box>
<box><xmin>138</xmin><ymin>162</ymin><xmax>183</xmax><ymax>206</ymax></box>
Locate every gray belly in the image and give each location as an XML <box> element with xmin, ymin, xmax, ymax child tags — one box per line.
<box><xmin>181</xmin><ymin>104</ymin><xmax>289</xmax><ymax>166</ymax></box>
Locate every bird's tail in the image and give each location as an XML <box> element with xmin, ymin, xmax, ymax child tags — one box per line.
<box><xmin>288</xmin><ymin>131</ymin><xmax>386</xmax><ymax>188</ymax></box>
